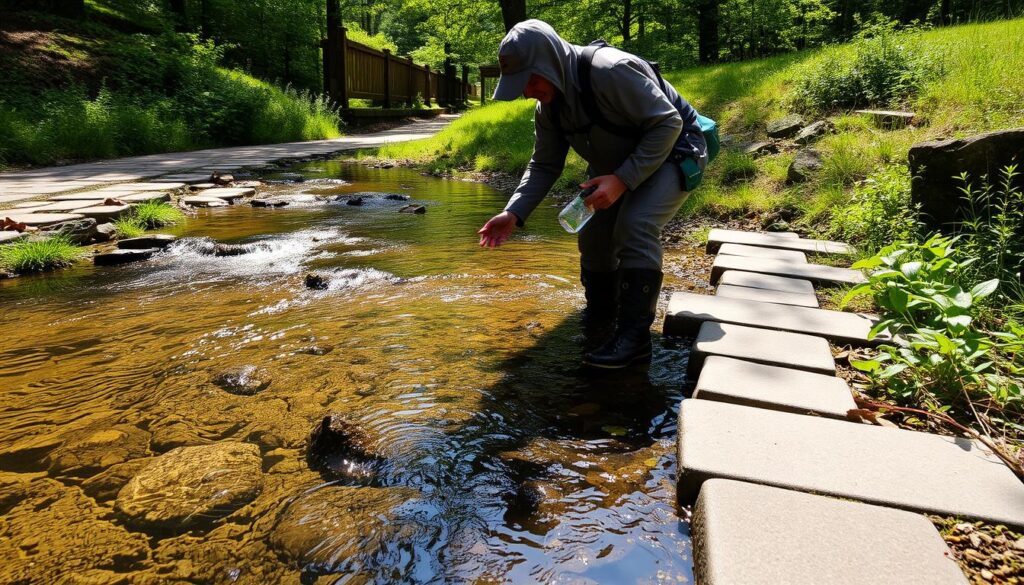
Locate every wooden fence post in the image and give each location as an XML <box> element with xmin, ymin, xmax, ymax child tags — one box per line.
<box><xmin>406</xmin><ymin>57</ymin><xmax>415</xmax><ymax>107</ymax></box>
<box><xmin>383</xmin><ymin>49</ymin><xmax>392</xmax><ymax>108</ymax></box>
<box><xmin>479</xmin><ymin>67</ymin><xmax>486</xmax><ymax>105</ymax></box>
<box><xmin>461</xmin><ymin>65</ymin><xmax>469</xmax><ymax>106</ymax></box>
<box><xmin>442</xmin><ymin>44</ymin><xmax>452</xmax><ymax>107</ymax></box>
<box><xmin>424</xmin><ymin>65</ymin><xmax>432</xmax><ymax>107</ymax></box>
<box><xmin>337</xmin><ymin>26</ymin><xmax>349</xmax><ymax>109</ymax></box>
<box><xmin>321</xmin><ymin>39</ymin><xmax>330</xmax><ymax>96</ymax></box>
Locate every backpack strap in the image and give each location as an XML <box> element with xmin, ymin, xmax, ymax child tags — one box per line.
<box><xmin>578</xmin><ymin>41</ymin><xmax>644</xmax><ymax>140</ymax></box>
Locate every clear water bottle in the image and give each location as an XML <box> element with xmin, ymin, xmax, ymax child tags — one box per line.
<box><xmin>558</xmin><ymin>187</ymin><xmax>597</xmax><ymax>234</ymax></box>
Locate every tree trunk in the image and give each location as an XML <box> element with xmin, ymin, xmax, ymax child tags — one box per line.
<box><xmin>622</xmin><ymin>0</ymin><xmax>632</xmax><ymax>45</ymax></box>
<box><xmin>169</xmin><ymin>0</ymin><xmax>186</xmax><ymax>31</ymax></box>
<box><xmin>697</xmin><ymin>0</ymin><xmax>719</xmax><ymax>63</ymax></box>
<box><xmin>498</xmin><ymin>0</ymin><xmax>527</xmax><ymax>32</ymax></box>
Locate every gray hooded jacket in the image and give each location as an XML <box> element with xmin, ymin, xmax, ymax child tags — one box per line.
<box><xmin>503</xmin><ymin>20</ymin><xmax>699</xmax><ymax>224</ymax></box>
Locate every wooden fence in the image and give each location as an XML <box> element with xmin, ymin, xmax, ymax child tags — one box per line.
<box><xmin>321</xmin><ymin>27</ymin><xmax>474</xmax><ymax>109</ymax></box>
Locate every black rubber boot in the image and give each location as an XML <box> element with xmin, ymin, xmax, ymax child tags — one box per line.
<box><xmin>582</xmin><ymin>268</ymin><xmax>663</xmax><ymax>369</ymax></box>
<box><xmin>580</xmin><ymin>269</ymin><xmax>619</xmax><ymax>349</ymax></box>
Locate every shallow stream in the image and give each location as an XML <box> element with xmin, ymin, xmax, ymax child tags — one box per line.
<box><xmin>0</xmin><ymin>162</ymin><xmax>699</xmax><ymax>584</ymax></box>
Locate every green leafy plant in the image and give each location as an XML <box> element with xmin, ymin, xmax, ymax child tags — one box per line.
<box><xmin>957</xmin><ymin>165</ymin><xmax>1024</xmax><ymax>305</ymax></box>
<box><xmin>844</xmin><ymin>235</ymin><xmax>1022</xmax><ymax>434</ymax></box>
<box><xmin>828</xmin><ymin>165</ymin><xmax>920</xmax><ymax>252</ymax></box>
<box><xmin>0</xmin><ymin>236</ymin><xmax>85</xmax><ymax>273</ymax></box>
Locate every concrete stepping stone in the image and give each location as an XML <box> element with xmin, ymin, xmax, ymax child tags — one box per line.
<box><xmin>183</xmin><ymin>196</ymin><xmax>230</xmax><ymax>208</ymax></box>
<box><xmin>718</xmin><ymin>270</ymin><xmax>814</xmax><ymax>295</ymax></box>
<box><xmin>94</xmin><ymin>248</ymin><xmax>160</xmax><ymax>266</ymax></box>
<box><xmin>12</xmin><ymin>201</ymin><xmax>50</xmax><ymax>209</ymax></box>
<box><xmin>854</xmin><ymin>109</ymin><xmax>916</xmax><ymax>128</ymax></box>
<box><xmin>117</xmin><ymin>235</ymin><xmax>176</xmax><ymax>250</ymax></box>
<box><xmin>0</xmin><ymin>231</ymin><xmax>26</xmax><ymax>245</ymax></box>
<box><xmin>1</xmin><ymin>212</ymin><xmax>85</xmax><ymax>227</ymax></box>
<box><xmin>707</xmin><ymin>228</ymin><xmax>854</xmax><ymax>255</ymax></box>
<box><xmin>715</xmin><ymin>283</ymin><xmax>819</xmax><ymax>308</ymax></box>
<box><xmin>665</xmin><ymin>292</ymin><xmax>883</xmax><ymax>346</ymax></box>
<box><xmin>717</xmin><ymin>243</ymin><xmax>807</xmax><ymax>263</ymax></box>
<box><xmin>190</xmin><ymin>183</ymin><xmax>217</xmax><ymax>190</ymax></box>
<box><xmin>49</xmin><ymin>193</ymin><xmax>112</xmax><ymax>201</ymax></box>
<box><xmin>711</xmin><ymin>254</ymin><xmax>866</xmax><ymax>286</ymax></box>
<box><xmin>688</xmin><ymin>321</ymin><xmax>836</xmax><ymax>378</ymax></box>
<box><xmin>154</xmin><ymin>173</ymin><xmax>213</xmax><ymax>184</ymax></box>
<box><xmin>195</xmin><ymin>188</ymin><xmax>256</xmax><ymax>200</ymax></box>
<box><xmin>118</xmin><ymin>192</ymin><xmax>170</xmax><ymax>203</ymax></box>
<box><xmin>73</xmin><ymin>205</ymin><xmax>132</xmax><ymax>222</ymax></box>
<box><xmin>97</xmin><ymin>182</ymin><xmax>186</xmax><ymax>192</ymax></box>
<box><xmin>677</xmin><ymin>399</ymin><xmax>1024</xmax><ymax>526</ymax></box>
<box><xmin>694</xmin><ymin>356</ymin><xmax>853</xmax><ymax>418</ymax></box>
<box><xmin>693</xmin><ymin>479</ymin><xmax>969</xmax><ymax>585</ymax></box>
<box><xmin>29</xmin><ymin>201</ymin><xmax>103</xmax><ymax>213</ymax></box>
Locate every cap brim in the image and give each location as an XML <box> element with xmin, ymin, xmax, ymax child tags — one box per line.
<box><xmin>492</xmin><ymin>69</ymin><xmax>531</xmax><ymax>101</ymax></box>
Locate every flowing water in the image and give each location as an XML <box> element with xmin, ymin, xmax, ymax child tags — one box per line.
<box><xmin>0</xmin><ymin>162</ymin><xmax>698</xmax><ymax>584</ymax></box>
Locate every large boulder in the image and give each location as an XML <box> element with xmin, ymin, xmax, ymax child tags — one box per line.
<box><xmin>114</xmin><ymin>442</ymin><xmax>262</xmax><ymax>530</ymax></box>
<box><xmin>766</xmin><ymin>114</ymin><xmax>806</xmax><ymax>139</ymax></box>
<box><xmin>908</xmin><ymin>128</ymin><xmax>1024</xmax><ymax>228</ymax></box>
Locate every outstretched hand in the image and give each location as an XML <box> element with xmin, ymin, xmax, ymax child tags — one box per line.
<box><xmin>581</xmin><ymin>174</ymin><xmax>628</xmax><ymax>210</ymax></box>
<box><xmin>478</xmin><ymin>210</ymin><xmax>518</xmax><ymax>248</ymax></box>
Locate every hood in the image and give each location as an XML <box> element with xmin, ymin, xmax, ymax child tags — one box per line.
<box><xmin>492</xmin><ymin>19</ymin><xmax>580</xmax><ymax>100</ymax></box>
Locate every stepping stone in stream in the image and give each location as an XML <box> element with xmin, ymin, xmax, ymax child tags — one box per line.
<box><xmin>94</xmin><ymin>248</ymin><xmax>160</xmax><ymax>266</ymax></box>
<box><xmin>715</xmin><ymin>283</ymin><xmax>819</xmax><ymax>308</ymax></box>
<box><xmin>73</xmin><ymin>205</ymin><xmax>132</xmax><ymax>222</ymax></box>
<box><xmin>688</xmin><ymin>321</ymin><xmax>836</xmax><ymax>379</ymax></box>
<box><xmin>677</xmin><ymin>400</ymin><xmax>1024</xmax><ymax>526</ymax></box>
<box><xmin>194</xmin><ymin>188</ymin><xmax>256</xmax><ymax>201</ymax></box>
<box><xmin>154</xmin><ymin>173</ymin><xmax>213</xmax><ymax>184</ymax></box>
<box><xmin>718</xmin><ymin>270</ymin><xmax>814</xmax><ymax>295</ymax></box>
<box><xmin>183</xmin><ymin>196</ymin><xmax>230</xmax><ymax>208</ymax></box>
<box><xmin>711</xmin><ymin>255</ymin><xmax>866</xmax><ymax>286</ymax></box>
<box><xmin>706</xmin><ymin>228</ymin><xmax>854</xmax><ymax>255</ymax></box>
<box><xmin>665</xmin><ymin>291</ymin><xmax>884</xmax><ymax>346</ymax></box>
<box><xmin>1</xmin><ymin>212</ymin><xmax>86</xmax><ymax>227</ymax></box>
<box><xmin>97</xmin><ymin>182</ymin><xmax>186</xmax><ymax>192</ymax></box>
<box><xmin>117</xmin><ymin>235</ymin><xmax>176</xmax><ymax>249</ymax></box>
<box><xmin>49</xmin><ymin>193</ymin><xmax>112</xmax><ymax>201</ymax></box>
<box><xmin>692</xmin><ymin>479</ymin><xmax>969</xmax><ymax>585</ymax></box>
<box><xmin>29</xmin><ymin>201</ymin><xmax>104</xmax><ymax>213</ymax></box>
<box><xmin>13</xmin><ymin>201</ymin><xmax>50</xmax><ymax>209</ymax></box>
<box><xmin>0</xmin><ymin>231</ymin><xmax>26</xmax><ymax>245</ymax></box>
<box><xmin>717</xmin><ymin>243</ymin><xmax>807</xmax><ymax>263</ymax></box>
<box><xmin>119</xmin><ymin>192</ymin><xmax>170</xmax><ymax>203</ymax></box>
<box><xmin>694</xmin><ymin>355</ymin><xmax>853</xmax><ymax>418</ymax></box>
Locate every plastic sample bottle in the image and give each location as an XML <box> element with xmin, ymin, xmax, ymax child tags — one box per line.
<box><xmin>558</xmin><ymin>187</ymin><xmax>597</xmax><ymax>234</ymax></box>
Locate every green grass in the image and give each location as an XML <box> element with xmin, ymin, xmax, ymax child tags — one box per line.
<box><xmin>368</xmin><ymin>18</ymin><xmax>1024</xmax><ymax>234</ymax></box>
<box><xmin>0</xmin><ymin>236</ymin><xmax>85</xmax><ymax>274</ymax></box>
<box><xmin>112</xmin><ymin>201</ymin><xmax>186</xmax><ymax>237</ymax></box>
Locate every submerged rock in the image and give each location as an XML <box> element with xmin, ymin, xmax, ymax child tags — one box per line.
<box><xmin>115</xmin><ymin>442</ymin><xmax>262</xmax><ymax>530</ymax></box>
<box><xmin>269</xmin><ymin>484</ymin><xmax>424</xmax><ymax>574</ymax></box>
<box><xmin>305</xmin><ymin>272</ymin><xmax>329</xmax><ymax>290</ymax></box>
<box><xmin>46</xmin><ymin>424</ymin><xmax>151</xmax><ymax>478</ymax></box>
<box><xmin>251</xmin><ymin>198</ymin><xmax>290</xmax><ymax>208</ymax></box>
<box><xmin>346</xmin><ymin>196</ymin><xmax>364</xmax><ymax>206</ymax></box>
<box><xmin>94</xmin><ymin>248</ymin><xmax>160</xmax><ymax>266</ymax></box>
<box><xmin>211</xmin><ymin>242</ymin><xmax>272</xmax><ymax>256</ymax></box>
<box><xmin>0</xmin><ymin>479</ymin><xmax>150</xmax><ymax>583</ymax></box>
<box><xmin>399</xmin><ymin>204</ymin><xmax>426</xmax><ymax>214</ymax></box>
<box><xmin>212</xmin><ymin>365</ymin><xmax>272</xmax><ymax>396</ymax></box>
<box><xmin>117</xmin><ymin>234</ymin><xmax>177</xmax><ymax>249</ymax></box>
<box><xmin>81</xmin><ymin>457</ymin><xmax>155</xmax><ymax>501</ymax></box>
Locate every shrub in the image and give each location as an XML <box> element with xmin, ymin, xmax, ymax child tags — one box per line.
<box><xmin>0</xmin><ymin>236</ymin><xmax>85</xmax><ymax>273</ymax></box>
<box><xmin>793</xmin><ymin>19</ymin><xmax>941</xmax><ymax>111</ymax></box>
<box><xmin>828</xmin><ymin>165</ymin><xmax>920</xmax><ymax>252</ymax></box>
<box><xmin>844</xmin><ymin>235</ymin><xmax>1023</xmax><ymax>433</ymax></box>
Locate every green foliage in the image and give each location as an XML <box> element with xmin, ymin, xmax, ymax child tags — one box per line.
<box><xmin>794</xmin><ymin>19</ymin><xmax>941</xmax><ymax>111</ymax></box>
<box><xmin>0</xmin><ymin>236</ymin><xmax>85</xmax><ymax>274</ymax></box>
<box><xmin>112</xmin><ymin>218</ymin><xmax>146</xmax><ymax>239</ymax></box>
<box><xmin>718</xmin><ymin>150</ymin><xmax>758</xmax><ymax>184</ymax></box>
<box><xmin>827</xmin><ymin>165</ymin><xmax>920</xmax><ymax>251</ymax></box>
<box><xmin>128</xmin><ymin>201</ymin><xmax>186</xmax><ymax>229</ymax></box>
<box><xmin>845</xmin><ymin>235</ymin><xmax>1023</xmax><ymax>430</ymax></box>
<box><xmin>957</xmin><ymin>165</ymin><xmax>1024</xmax><ymax>301</ymax></box>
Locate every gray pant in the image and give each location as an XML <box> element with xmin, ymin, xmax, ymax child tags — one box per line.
<box><xmin>578</xmin><ymin>163</ymin><xmax>688</xmax><ymax>272</ymax></box>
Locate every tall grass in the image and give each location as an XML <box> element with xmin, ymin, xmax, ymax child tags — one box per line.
<box><xmin>112</xmin><ymin>201</ymin><xmax>186</xmax><ymax>237</ymax></box>
<box><xmin>0</xmin><ymin>236</ymin><xmax>85</xmax><ymax>274</ymax></box>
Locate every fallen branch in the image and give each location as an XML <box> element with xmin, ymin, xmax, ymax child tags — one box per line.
<box><xmin>851</xmin><ymin>397</ymin><xmax>1024</xmax><ymax>481</ymax></box>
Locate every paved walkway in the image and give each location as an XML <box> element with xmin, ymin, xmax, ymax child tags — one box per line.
<box><xmin>0</xmin><ymin>115</ymin><xmax>457</xmax><ymax>208</ymax></box>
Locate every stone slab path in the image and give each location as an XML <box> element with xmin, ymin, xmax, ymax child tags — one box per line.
<box><xmin>0</xmin><ymin>115</ymin><xmax>456</xmax><ymax>205</ymax></box>
<box><xmin>717</xmin><ymin>270</ymin><xmax>815</xmax><ymax>294</ymax></box>
<box><xmin>677</xmin><ymin>399</ymin><xmax>1024</xmax><ymax>527</ymax></box>
<box><xmin>711</xmin><ymin>254</ymin><xmax>867</xmax><ymax>285</ymax></box>
<box><xmin>714</xmin><ymin>283</ymin><xmax>819</xmax><ymax>307</ymax></box>
<box><xmin>706</xmin><ymin>228</ymin><xmax>854</xmax><ymax>255</ymax></box>
<box><xmin>693</xmin><ymin>479</ymin><xmax>969</xmax><ymax>585</ymax></box>
<box><xmin>688</xmin><ymin>321</ymin><xmax>836</xmax><ymax>377</ymax></box>
<box><xmin>717</xmin><ymin>242</ymin><xmax>807</xmax><ymax>263</ymax></box>
<box><xmin>694</xmin><ymin>356</ymin><xmax>854</xmax><ymax>418</ymax></box>
<box><xmin>665</xmin><ymin>291</ymin><xmax>883</xmax><ymax>346</ymax></box>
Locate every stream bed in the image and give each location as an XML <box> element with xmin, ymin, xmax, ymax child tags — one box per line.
<box><xmin>0</xmin><ymin>162</ymin><xmax>698</xmax><ymax>584</ymax></box>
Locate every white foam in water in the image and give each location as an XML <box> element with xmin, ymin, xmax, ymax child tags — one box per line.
<box><xmin>323</xmin><ymin>268</ymin><xmax>402</xmax><ymax>290</ymax></box>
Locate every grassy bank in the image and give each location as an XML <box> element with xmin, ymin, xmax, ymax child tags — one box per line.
<box><xmin>372</xmin><ymin>18</ymin><xmax>1024</xmax><ymax>227</ymax></box>
<box><xmin>0</xmin><ymin>4</ymin><xmax>342</xmax><ymax>169</ymax></box>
